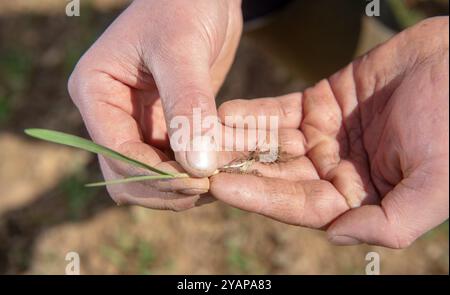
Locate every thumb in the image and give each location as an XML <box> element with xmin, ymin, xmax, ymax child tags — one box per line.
<box><xmin>150</xmin><ymin>54</ymin><xmax>219</xmax><ymax>177</ymax></box>
<box><xmin>327</xmin><ymin>169</ymin><xmax>449</xmax><ymax>248</ymax></box>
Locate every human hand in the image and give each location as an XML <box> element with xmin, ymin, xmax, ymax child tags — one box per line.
<box><xmin>68</xmin><ymin>0</ymin><xmax>242</xmax><ymax>210</ymax></box>
<box><xmin>211</xmin><ymin>17</ymin><xmax>449</xmax><ymax>248</ymax></box>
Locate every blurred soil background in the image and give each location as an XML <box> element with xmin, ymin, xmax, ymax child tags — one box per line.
<box><xmin>0</xmin><ymin>0</ymin><xmax>448</xmax><ymax>274</ymax></box>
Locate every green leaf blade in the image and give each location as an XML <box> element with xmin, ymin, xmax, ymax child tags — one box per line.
<box><xmin>24</xmin><ymin>128</ymin><xmax>173</xmax><ymax>176</ymax></box>
<box><xmin>85</xmin><ymin>174</ymin><xmax>188</xmax><ymax>187</ymax></box>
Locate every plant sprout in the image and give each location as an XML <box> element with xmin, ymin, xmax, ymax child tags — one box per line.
<box><xmin>24</xmin><ymin>129</ymin><xmax>187</xmax><ymax>187</ymax></box>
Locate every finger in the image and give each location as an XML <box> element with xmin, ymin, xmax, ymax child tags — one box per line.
<box><xmin>70</xmin><ymin>69</ymin><xmax>211</xmax><ymax>195</ymax></box>
<box><xmin>100</xmin><ymin>157</ymin><xmax>209</xmax><ymax>195</ymax></box>
<box><xmin>327</xmin><ymin>165</ymin><xmax>449</xmax><ymax>248</ymax></box>
<box><xmin>99</xmin><ymin>157</ymin><xmax>212</xmax><ymax>211</ymax></box>
<box><xmin>246</xmin><ymin>156</ymin><xmax>320</xmax><ymax>181</ymax></box>
<box><xmin>149</xmin><ymin>49</ymin><xmax>219</xmax><ymax>177</ymax></box>
<box><xmin>302</xmin><ymin>79</ymin><xmax>377</xmax><ymax>207</ymax></box>
<box><xmin>210</xmin><ymin>173</ymin><xmax>348</xmax><ymax>228</ymax></box>
<box><xmin>220</xmin><ymin>125</ymin><xmax>306</xmax><ymax>157</ymax></box>
<box><xmin>218</xmin><ymin>92</ymin><xmax>303</xmax><ymax>129</ymax></box>
<box><xmin>216</xmin><ymin>127</ymin><xmax>307</xmax><ymax>174</ymax></box>
<box><xmin>307</xmin><ymin>135</ymin><xmax>374</xmax><ymax>208</ymax></box>
<box><xmin>151</xmin><ymin>161</ymin><xmax>209</xmax><ymax>195</ymax></box>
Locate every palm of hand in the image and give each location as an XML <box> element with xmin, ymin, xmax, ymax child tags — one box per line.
<box><xmin>211</xmin><ymin>18</ymin><xmax>449</xmax><ymax>248</ymax></box>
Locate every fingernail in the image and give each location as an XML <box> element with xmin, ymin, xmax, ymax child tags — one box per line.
<box><xmin>346</xmin><ymin>197</ymin><xmax>362</xmax><ymax>209</ymax></box>
<box><xmin>178</xmin><ymin>188</ymin><xmax>208</xmax><ymax>195</ymax></box>
<box><xmin>186</xmin><ymin>135</ymin><xmax>218</xmax><ymax>176</ymax></box>
<box><xmin>329</xmin><ymin>235</ymin><xmax>361</xmax><ymax>245</ymax></box>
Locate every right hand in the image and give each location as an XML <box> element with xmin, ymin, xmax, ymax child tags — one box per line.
<box><xmin>68</xmin><ymin>0</ymin><xmax>243</xmax><ymax>210</ymax></box>
<box><xmin>211</xmin><ymin>17</ymin><xmax>449</xmax><ymax>248</ymax></box>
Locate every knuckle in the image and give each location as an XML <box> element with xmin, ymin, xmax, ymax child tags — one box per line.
<box><xmin>67</xmin><ymin>66</ymin><xmax>82</xmax><ymax>106</ymax></box>
<box><xmin>67</xmin><ymin>71</ymin><xmax>77</xmax><ymax>98</ymax></box>
<box><xmin>166</xmin><ymin>89</ymin><xmax>213</xmax><ymax>118</ymax></box>
<box><xmin>279</xmin><ymin>92</ymin><xmax>302</xmax><ymax>118</ymax></box>
<box><xmin>66</xmin><ymin>57</ymin><xmax>91</xmax><ymax>110</ymax></box>
<box><xmin>323</xmin><ymin>112</ymin><xmax>341</xmax><ymax>135</ymax></box>
<box><xmin>218</xmin><ymin>99</ymin><xmax>245</xmax><ymax>116</ymax></box>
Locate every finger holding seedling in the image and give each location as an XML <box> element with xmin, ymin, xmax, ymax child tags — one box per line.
<box><xmin>98</xmin><ymin>158</ymin><xmax>211</xmax><ymax>210</ymax></box>
<box><xmin>69</xmin><ymin>0</ymin><xmax>242</xmax><ymax>177</ymax></box>
<box><xmin>24</xmin><ymin>129</ymin><xmax>212</xmax><ymax>210</ymax></box>
<box><xmin>61</xmin><ymin>0</ymin><xmax>242</xmax><ymax>209</ymax></box>
<box><xmin>65</xmin><ymin>73</ymin><xmax>211</xmax><ymax>210</ymax></box>
<box><xmin>134</xmin><ymin>0</ymin><xmax>242</xmax><ymax>177</ymax></box>
<box><xmin>95</xmin><ymin>149</ymin><xmax>211</xmax><ymax>209</ymax></box>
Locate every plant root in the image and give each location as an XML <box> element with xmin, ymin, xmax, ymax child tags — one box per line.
<box><xmin>218</xmin><ymin>147</ymin><xmax>282</xmax><ymax>175</ymax></box>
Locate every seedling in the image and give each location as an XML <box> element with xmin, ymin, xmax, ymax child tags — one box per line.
<box><xmin>24</xmin><ymin>128</ymin><xmax>187</xmax><ymax>187</ymax></box>
<box><xmin>218</xmin><ymin>148</ymin><xmax>280</xmax><ymax>174</ymax></box>
<box><xmin>24</xmin><ymin>129</ymin><xmax>280</xmax><ymax>187</ymax></box>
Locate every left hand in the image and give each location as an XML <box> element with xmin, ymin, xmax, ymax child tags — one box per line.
<box><xmin>68</xmin><ymin>0</ymin><xmax>243</xmax><ymax>210</ymax></box>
